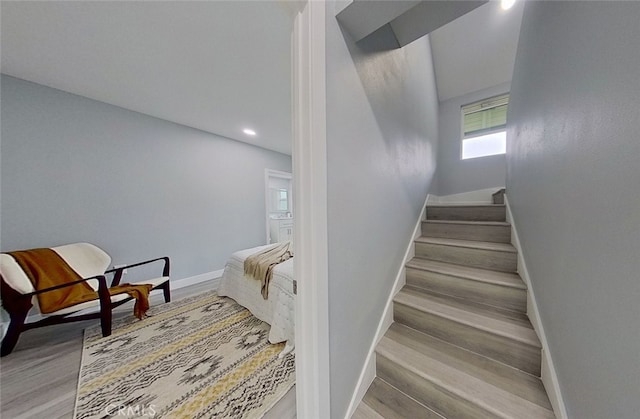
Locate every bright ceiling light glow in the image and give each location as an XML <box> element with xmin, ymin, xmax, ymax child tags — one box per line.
<box><xmin>501</xmin><ymin>0</ymin><xmax>516</xmax><ymax>10</ymax></box>
<box><xmin>243</xmin><ymin>128</ymin><xmax>257</xmax><ymax>136</ymax></box>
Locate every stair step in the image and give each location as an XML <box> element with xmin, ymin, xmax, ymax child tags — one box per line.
<box><xmin>377</xmin><ymin>336</ymin><xmax>555</xmax><ymax>418</ymax></box>
<box><xmin>361</xmin><ymin>377</ymin><xmax>444</xmax><ymax>419</ymax></box>
<box><xmin>403</xmin><ymin>286</ymin><xmax>532</xmax><ymax>328</ymax></box>
<box><xmin>406</xmin><ymin>258</ymin><xmax>527</xmax><ymax>313</ymax></box>
<box><xmin>399</xmin><ymin>285</ymin><xmax>533</xmax><ymax>332</ymax></box>
<box><xmin>386</xmin><ymin>323</ymin><xmax>553</xmax><ymax>410</ymax></box>
<box><xmin>406</xmin><ymin>258</ymin><xmax>525</xmax><ymax>289</ymax></box>
<box><xmin>422</xmin><ymin>219</ymin><xmax>511</xmax><ymax>243</ymax></box>
<box><xmin>427</xmin><ymin>204</ymin><xmax>506</xmax><ymax>221</ymax></box>
<box><xmin>493</xmin><ymin>189</ymin><xmax>506</xmax><ymax>205</ymax></box>
<box><xmin>415</xmin><ymin>236</ymin><xmax>518</xmax><ymax>273</ymax></box>
<box><xmin>394</xmin><ymin>288</ymin><xmax>542</xmax><ymax>375</ymax></box>
<box><xmin>352</xmin><ymin>401</ymin><xmax>384</xmax><ymax>419</ymax></box>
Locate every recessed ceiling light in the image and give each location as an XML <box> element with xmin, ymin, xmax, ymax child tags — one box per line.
<box><xmin>243</xmin><ymin>128</ymin><xmax>257</xmax><ymax>136</ymax></box>
<box><xmin>501</xmin><ymin>0</ymin><xmax>516</xmax><ymax>10</ymax></box>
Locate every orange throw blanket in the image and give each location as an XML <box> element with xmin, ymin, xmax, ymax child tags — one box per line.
<box><xmin>108</xmin><ymin>284</ymin><xmax>153</xmax><ymax>320</ymax></box>
<box><xmin>8</xmin><ymin>248</ymin><xmax>152</xmax><ymax>319</ymax></box>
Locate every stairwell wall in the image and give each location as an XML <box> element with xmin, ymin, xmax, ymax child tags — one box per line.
<box><xmin>324</xmin><ymin>1</ymin><xmax>439</xmax><ymax>416</ymax></box>
<box><xmin>506</xmin><ymin>2</ymin><xmax>640</xmax><ymax>418</ymax></box>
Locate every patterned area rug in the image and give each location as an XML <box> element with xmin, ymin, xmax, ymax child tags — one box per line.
<box><xmin>74</xmin><ymin>291</ymin><xmax>295</xmax><ymax>418</ymax></box>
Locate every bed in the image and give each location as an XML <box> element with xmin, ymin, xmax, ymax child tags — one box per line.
<box><xmin>217</xmin><ymin>244</ymin><xmax>295</xmax><ymax>354</ymax></box>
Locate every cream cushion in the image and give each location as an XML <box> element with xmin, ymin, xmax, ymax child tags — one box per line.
<box><xmin>1</xmin><ymin>243</ymin><xmax>167</xmax><ymax>318</ymax></box>
<box><xmin>1</xmin><ymin>242</ymin><xmax>111</xmax><ymax>294</ymax></box>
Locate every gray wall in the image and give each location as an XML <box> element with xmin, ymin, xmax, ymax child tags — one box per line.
<box><xmin>436</xmin><ymin>82</ymin><xmax>508</xmax><ymax>196</ymax></box>
<box><xmin>507</xmin><ymin>3</ymin><xmax>640</xmax><ymax>418</ymax></box>
<box><xmin>1</xmin><ymin>75</ymin><xmax>292</xmax><ymax>281</ymax></box>
<box><xmin>325</xmin><ymin>1</ymin><xmax>439</xmax><ymax>416</ymax></box>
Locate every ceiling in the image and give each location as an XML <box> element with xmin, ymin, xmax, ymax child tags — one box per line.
<box><xmin>1</xmin><ymin>1</ymin><xmax>294</xmax><ymax>155</ymax></box>
<box><xmin>430</xmin><ymin>0</ymin><xmax>525</xmax><ymax>102</ymax></box>
<box><xmin>2</xmin><ymin>1</ymin><xmax>523</xmax><ymax>153</ymax></box>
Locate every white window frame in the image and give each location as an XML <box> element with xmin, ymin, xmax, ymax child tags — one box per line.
<box><xmin>460</xmin><ymin>93</ymin><xmax>509</xmax><ymax>160</ymax></box>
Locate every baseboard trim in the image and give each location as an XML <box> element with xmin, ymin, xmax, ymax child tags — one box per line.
<box><xmin>0</xmin><ymin>269</ymin><xmax>225</xmax><ymax>337</ymax></box>
<box><xmin>170</xmin><ymin>269</ymin><xmax>224</xmax><ymax>291</ymax></box>
<box><xmin>504</xmin><ymin>195</ymin><xmax>568</xmax><ymax>419</ymax></box>
<box><xmin>344</xmin><ymin>193</ymin><xmax>432</xmax><ymax>419</ymax></box>
<box><xmin>431</xmin><ymin>186</ymin><xmax>505</xmax><ymax>205</ymax></box>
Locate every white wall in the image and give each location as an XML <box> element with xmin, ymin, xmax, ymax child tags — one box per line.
<box><xmin>324</xmin><ymin>1</ymin><xmax>439</xmax><ymax>416</ymax></box>
<box><xmin>436</xmin><ymin>82</ymin><xmax>508</xmax><ymax>196</ymax></box>
<box><xmin>507</xmin><ymin>3</ymin><xmax>640</xmax><ymax>418</ymax></box>
<box><xmin>1</xmin><ymin>75</ymin><xmax>292</xmax><ymax>280</ymax></box>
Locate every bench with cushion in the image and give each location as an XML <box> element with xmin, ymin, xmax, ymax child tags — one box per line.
<box><xmin>0</xmin><ymin>242</ymin><xmax>170</xmax><ymax>356</ymax></box>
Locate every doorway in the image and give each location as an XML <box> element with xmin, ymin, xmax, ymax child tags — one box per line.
<box><xmin>265</xmin><ymin>169</ymin><xmax>293</xmax><ymax>244</ymax></box>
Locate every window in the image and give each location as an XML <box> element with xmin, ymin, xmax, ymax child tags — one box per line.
<box><xmin>461</xmin><ymin>93</ymin><xmax>509</xmax><ymax>159</ymax></box>
<box><xmin>267</xmin><ymin>172</ymin><xmax>292</xmax><ymax>214</ymax></box>
<box><xmin>277</xmin><ymin>189</ymin><xmax>289</xmax><ymax>211</ymax></box>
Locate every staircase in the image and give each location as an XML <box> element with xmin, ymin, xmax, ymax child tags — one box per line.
<box><xmin>353</xmin><ymin>196</ymin><xmax>555</xmax><ymax>418</ymax></box>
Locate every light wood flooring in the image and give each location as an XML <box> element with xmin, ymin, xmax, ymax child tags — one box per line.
<box><xmin>0</xmin><ymin>280</ymin><xmax>295</xmax><ymax>419</ymax></box>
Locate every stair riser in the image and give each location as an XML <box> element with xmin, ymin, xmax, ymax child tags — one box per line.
<box><xmin>415</xmin><ymin>242</ymin><xmax>517</xmax><ymax>273</ymax></box>
<box><xmin>353</xmin><ymin>403</ymin><xmax>384</xmax><ymax>419</ymax></box>
<box><xmin>406</xmin><ymin>267</ymin><xmax>527</xmax><ymax>313</ymax></box>
<box><xmin>377</xmin><ymin>353</ymin><xmax>495</xmax><ymax>418</ymax></box>
<box><xmin>387</xmin><ymin>324</ymin><xmax>553</xmax><ymax>410</ymax></box>
<box><xmin>364</xmin><ymin>377</ymin><xmax>444</xmax><ymax>419</ymax></box>
<box><xmin>421</xmin><ymin>222</ymin><xmax>511</xmax><ymax>243</ymax></box>
<box><xmin>427</xmin><ymin>207</ymin><xmax>506</xmax><ymax>222</ymax></box>
<box><xmin>394</xmin><ymin>302</ymin><xmax>541</xmax><ymax>375</ymax></box>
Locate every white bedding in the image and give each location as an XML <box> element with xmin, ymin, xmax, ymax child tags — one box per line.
<box><xmin>217</xmin><ymin>244</ymin><xmax>295</xmax><ymax>349</ymax></box>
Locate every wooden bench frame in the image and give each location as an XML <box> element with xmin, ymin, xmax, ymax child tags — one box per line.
<box><xmin>1</xmin><ymin>256</ymin><xmax>170</xmax><ymax>357</ymax></box>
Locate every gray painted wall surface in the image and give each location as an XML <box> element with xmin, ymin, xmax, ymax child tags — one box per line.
<box><xmin>437</xmin><ymin>82</ymin><xmax>508</xmax><ymax>196</ymax></box>
<box><xmin>1</xmin><ymin>75</ymin><xmax>291</xmax><ymax>281</ymax></box>
<box><xmin>325</xmin><ymin>2</ymin><xmax>439</xmax><ymax>416</ymax></box>
<box><xmin>507</xmin><ymin>3</ymin><xmax>640</xmax><ymax>418</ymax></box>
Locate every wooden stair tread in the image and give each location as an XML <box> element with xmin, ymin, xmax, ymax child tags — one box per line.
<box><xmin>363</xmin><ymin>377</ymin><xmax>445</xmax><ymax>419</ymax></box>
<box><xmin>395</xmin><ymin>289</ymin><xmax>541</xmax><ymax>348</ymax></box>
<box><xmin>403</xmin><ymin>286</ymin><xmax>532</xmax><ymax>328</ymax></box>
<box><xmin>423</xmin><ymin>219</ymin><xmax>511</xmax><ymax>226</ymax></box>
<box><xmin>427</xmin><ymin>204</ymin><xmax>506</xmax><ymax>208</ymax></box>
<box><xmin>415</xmin><ymin>236</ymin><xmax>517</xmax><ymax>253</ymax></box>
<box><xmin>386</xmin><ymin>323</ymin><xmax>553</xmax><ymax>410</ymax></box>
<box><xmin>352</xmin><ymin>401</ymin><xmax>384</xmax><ymax>419</ymax></box>
<box><xmin>426</xmin><ymin>205</ymin><xmax>506</xmax><ymax>222</ymax></box>
<box><xmin>406</xmin><ymin>258</ymin><xmax>526</xmax><ymax>289</ymax></box>
<box><xmin>378</xmin><ymin>336</ymin><xmax>555</xmax><ymax>419</ymax></box>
